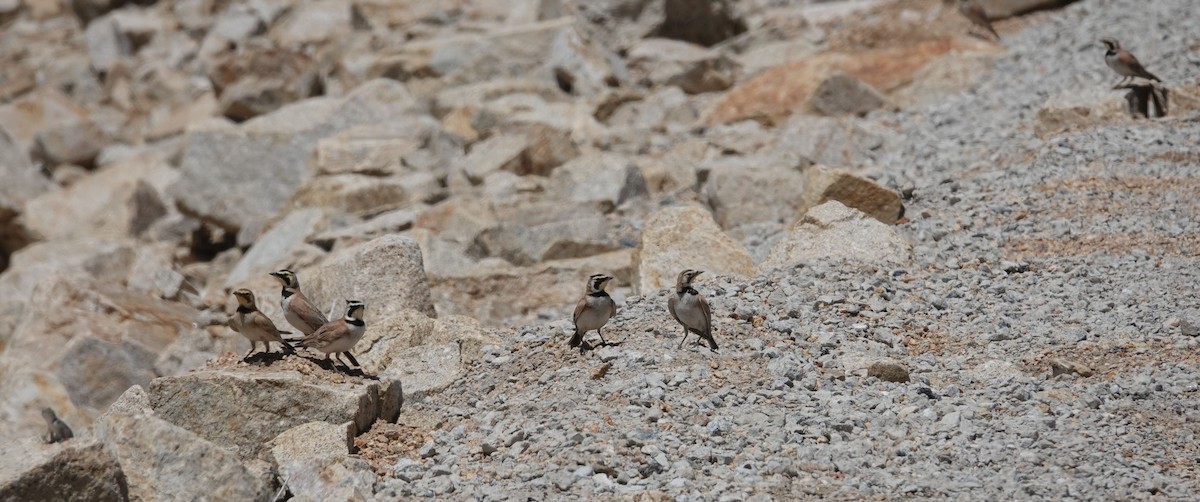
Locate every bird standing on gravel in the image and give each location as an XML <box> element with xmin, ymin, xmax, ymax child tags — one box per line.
<box><xmin>570</xmin><ymin>274</ymin><xmax>616</xmax><ymax>348</ymax></box>
<box><xmin>1101</xmin><ymin>38</ymin><xmax>1161</xmax><ymax>87</ymax></box>
<box><xmin>298</xmin><ymin>300</ymin><xmax>367</xmax><ymax>372</ymax></box>
<box><xmin>958</xmin><ymin>0</ymin><xmax>999</xmax><ymax>41</ymax></box>
<box><xmin>41</xmin><ymin>407</ymin><xmax>73</xmax><ymax>443</ymax></box>
<box><xmin>668</xmin><ymin>269</ymin><xmax>718</xmax><ymax>351</ymax></box>
<box><xmin>231</xmin><ymin>289</ymin><xmax>297</xmax><ymax>360</ymax></box>
<box><xmin>270</xmin><ymin>269</ymin><xmax>329</xmax><ymax>336</ymax></box>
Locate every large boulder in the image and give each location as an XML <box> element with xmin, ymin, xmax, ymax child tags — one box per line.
<box><xmin>549</xmin><ymin>153</ymin><xmax>649</xmax><ymax>212</ymax></box>
<box><xmin>0</xmin><ymin>126</ymin><xmax>50</xmax><ymax>271</ymax></box>
<box><xmin>0</xmin><ymin>439</ymin><xmax>129</xmax><ymax>501</ymax></box>
<box><xmin>224</xmin><ymin>208</ymin><xmax>325</xmax><ymax>288</ymax></box>
<box><xmin>473</xmin><ymin>216</ymin><xmax>618</xmax><ymax>266</ymax></box>
<box><xmin>808</xmin><ymin>72</ymin><xmax>890</xmax><ymax>117</ymax></box>
<box><xmin>760</xmin><ymin>201</ymin><xmax>912</xmax><ymax>272</ymax></box>
<box><xmin>800</xmin><ymin>165</ymin><xmax>903</xmax><ymax>225</ymax></box>
<box><xmin>169</xmin><ymin>79</ymin><xmax>417</xmax><ymax>243</ymax></box>
<box><xmin>703</xmin><ymin>160</ymin><xmax>808</xmax><ymax>229</ymax></box>
<box><xmin>305</xmin><ymin>234</ymin><xmax>436</xmax><ymax>319</ymax></box>
<box><xmin>0</xmin><ymin>272</ymin><xmax>214</xmax><ymax>440</ymax></box>
<box><xmin>23</xmin><ymin>156</ymin><xmax>176</xmax><ymax>242</ymax></box>
<box><xmin>627</xmin><ymin>38</ymin><xmax>738</xmax><ymax>94</ymax></box>
<box><xmin>633</xmin><ymin>205</ymin><xmax>755</xmax><ymax>294</ymax></box>
<box><xmin>270</xmin><ymin>421</ymin><xmax>376</xmax><ymax>502</ymax></box>
<box><xmin>393</xmin><ymin>18</ymin><xmax>622</xmax><ymax>94</ymax></box>
<box><xmin>93</xmin><ymin>411</ymin><xmax>273</xmax><ymax>501</ymax></box>
<box><xmin>147</xmin><ymin>368</ymin><xmax>402</xmax><ymax>460</ymax></box>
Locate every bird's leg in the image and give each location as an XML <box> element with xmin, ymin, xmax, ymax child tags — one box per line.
<box><xmin>243</xmin><ymin>342</ymin><xmax>257</xmax><ymax>360</ymax></box>
<box><xmin>596</xmin><ymin>328</ymin><xmax>609</xmax><ymax>347</ymax></box>
<box><xmin>343</xmin><ymin>352</ymin><xmax>361</xmax><ymax>368</ymax></box>
<box><xmin>677</xmin><ymin>327</ymin><xmax>689</xmax><ymax>349</ymax></box>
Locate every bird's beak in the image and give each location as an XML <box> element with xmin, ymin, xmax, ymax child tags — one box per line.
<box><xmin>269</xmin><ymin>272</ymin><xmax>283</xmax><ymax>278</ymax></box>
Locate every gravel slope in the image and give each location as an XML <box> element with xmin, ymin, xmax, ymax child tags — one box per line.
<box><xmin>364</xmin><ymin>0</ymin><xmax>1200</xmax><ymax>499</ymax></box>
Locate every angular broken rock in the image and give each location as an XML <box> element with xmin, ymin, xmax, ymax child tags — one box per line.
<box><xmin>1034</xmin><ymin>86</ymin><xmax>1126</xmax><ymax>138</ymax></box>
<box><xmin>1049</xmin><ymin>358</ymin><xmax>1094</xmax><ymax>378</ymax></box>
<box><xmin>169</xmin><ymin>79</ymin><xmax>417</xmax><ymax>243</ymax></box>
<box><xmin>550</xmin><ymin>153</ymin><xmax>649</xmax><ymax>212</ymax></box>
<box><xmin>224</xmin><ymin>208</ymin><xmax>324</xmax><ymax>288</ymax></box>
<box><xmin>703</xmin><ymin>161</ymin><xmax>808</xmax><ymax>229</ymax></box>
<box><xmin>93</xmin><ymin>411</ymin><xmax>272</xmax><ymax>501</ymax></box>
<box><xmin>809</xmin><ymin>72</ymin><xmax>890</xmax><ymax>117</ymax></box>
<box><xmin>634</xmin><ymin>205</ymin><xmax>756</xmax><ymax>294</ymax></box>
<box><xmin>867</xmin><ymin>361</ymin><xmax>910</xmax><ymax>383</ymax></box>
<box><xmin>801</xmin><ymin>165</ymin><xmax>904</xmax><ymax>224</ymax></box>
<box><xmin>627</xmin><ymin>38</ymin><xmax>738</xmax><ymax>94</ymax></box>
<box><xmin>761</xmin><ymin>201</ymin><xmax>912</xmax><ymax>272</ymax></box>
<box><xmin>0</xmin><ymin>439</ymin><xmax>128</xmax><ymax>501</ymax></box>
<box><xmin>147</xmin><ymin>369</ymin><xmax>402</xmax><ymax>460</ymax></box>
<box><xmin>304</xmin><ymin>234</ymin><xmax>436</xmax><ymax>319</ymax></box>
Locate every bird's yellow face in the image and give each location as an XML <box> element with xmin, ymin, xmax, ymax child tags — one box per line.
<box><xmin>233</xmin><ymin>289</ymin><xmax>256</xmax><ymax>308</ymax></box>
<box><xmin>588</xmin><ymin>274</ymin><xmax>612</xmax><ymax>292</ymax></box>
<box><xmin>270</xmin><ymin>270</ymin><xmax>297</xmax><ymax>287</ymax></box>
<box><xmin>346</xmin><ymin>301</ymin><xmax>366</xmax><ymax>320</ymax></box>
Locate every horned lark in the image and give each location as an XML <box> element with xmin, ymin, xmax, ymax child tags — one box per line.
<box><xmin>298</xmin><ymin>300</ymin><xmax>367</xmax><ymax>371</ymax></box>
<box><xmin>41</xmin><ymin>407</ymin><xmax>73</xmax><ymax>444</ymax></box>
<box><xmin>270</xmin><ymin>269</ymin><xmax>329</xmax><ymax>336</ymax></box>
<box><xmin>1101</xmin><ymin>38</ymin><xmax>1161</xmax><ymax>86</ymax></box>
<box><xmin>570</xmin><ymin>274</ymin><xmax>616</xmax><ymax>348</ymax></box>
<box><xmin>958</xmin><ymin>0</ymin><xmax>999</xmax><ymax>41</ymax></box>
<box><xmin>667</xmin><ymin>269</ymin><xmax>718</xmax><ymax>351</ymax></box>
<box><xmin>231</xmin><ymin>289</ymin><xmax>297</xmax><ymax>360</ymax></box>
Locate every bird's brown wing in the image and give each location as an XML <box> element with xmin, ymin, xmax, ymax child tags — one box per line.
<box><xmin>698</xmin><ymin>294</ymin><xmax>718</xmax><ymax>350</ymax></box>
<box><xmin>300</xmin><ymin>320</ymin><xmax>346</xmax><ymax>349</ymax></box>
<box><xmin>290</xmin><ymin>291</ymin><xmax>330</xmax><ymax>333</ymax></box>
<box><xmin>573</xmin><ymin>296</ymin><xmax>588</xmax><ymax>326</ymax></box>
<box><xmin>248</xmin><ymin>312</ymin><xmax>288</xmax><ymax>342</ymax></box>
<box><xmin>1120</xmin><ymin>50</ymin><xmax>1161</xmax><ymax>81</ymax></box>
<box><xmin>698</xmin><ymin>294</ymin><xmax>712</xmax><ymax>337</ymax></box>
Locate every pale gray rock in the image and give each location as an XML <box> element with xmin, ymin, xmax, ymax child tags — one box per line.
<box><xmin>93</xmin><ymin>411</ymin><xmax>272</xmax><ymax>501</ymax></box>
<box><xmin>147</xmin><ymin>369</ymin><xmax>402</xmax><ymax>460</ymax></box>
<box><xmin>761</xmin><ymin>201</ymin><xmax>911</xmax><ymax>272</ymax></box>
<box><xmin>31</xmin><ymin>119</ymin><xmax>109</xmax><ymax>168</ymax></box>
<box><xmin>634</xmin><ymin>204</ymin><xmax>755</xmax><ymax>294</ymax></box>
<box><xmin>473</xmin><ymin>217</ymin><xmax>617</xmax><ymax>266</ymax></box>
<box><xmin>809</xmin><ymin>72</ymin><xmax>890</xmax><ymax>117</ymax></box>
<box><xmin>169</xmin><ymin>79</ymin><xmax>417</xmax><ymax>243</ymax></box>
<box><xmin>225</xmin><ymin>208</ymin><xmax>324</xmax><ymax>288</ymax></box>
<box><xmin>703</xmin><ymin>161</ymin><xmax>807</xmax><ymax>229</ymax></box>
<box><xmin>627</xmin><ymin>38</ymin><xmax>737</xmax><ymax>94</ymax></box>
<box><xmin>305</xmin><ymin>234</ymin><xmax>436</xmax><ymax>319</ymax></box>
<box><xmin>550</xmin><ymin>153</ymin><xmax>648</xmax><ymax>212</ymax></box>
<box><xmin>0</xmin><ymin>439</ymin><xmax>128</xmax><ymax>501</ymax></box>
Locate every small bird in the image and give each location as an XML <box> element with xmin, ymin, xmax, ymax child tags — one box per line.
<box><xmin>570</xmin><ymin>274</ymin><xmax>616</xmax><ymax>348</ymax></box>
<box><xmin>41</xmin><ymin>407</ymin><xmax>73</xmax><ymax>444</ymax></box>
<box><xmin>269</xmin><ymin>269</ymin><xmax>329</xmax><ymax>336</ymax></box>
<box><xmin>1101</xmin><ymin>38</ymin><xmax>1161</xmax><ymax>87</ymax></box>
<box><xmin>298</xmin><ymin>300</ymin><xmax>367</xmax><ymax>371</ymax></box>
<box><xmin>667</xmin><ymin>269</ymin><xmax>718</xmax><ymax>351</ymax></box>
<box><xmin>231</xmin><ymin>289</ymin><xmax>296</xmax><ymax>360</ymax></box>
<box><xmin>958</xmin><ymin>0</ymin><xmax>999</xmax><ymax>41</ymax></box>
